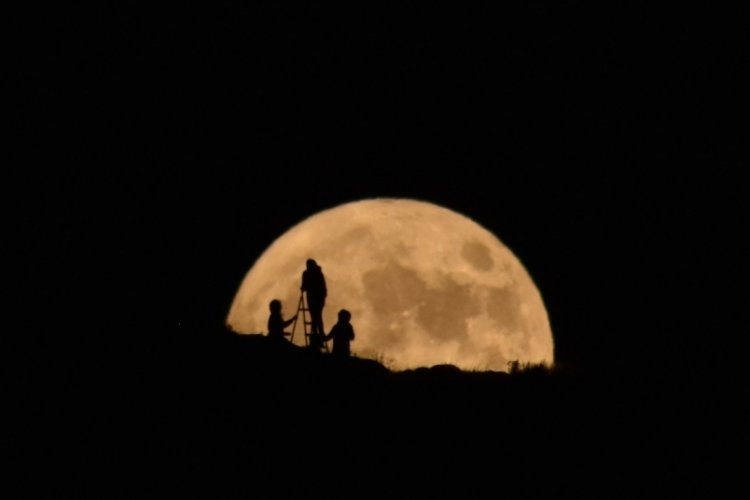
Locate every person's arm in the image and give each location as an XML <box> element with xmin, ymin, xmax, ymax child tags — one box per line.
<box><xmin>326</xmin><ymin>324</ymin><xmax>336</xmax><ymax>340</ymax></box>
<box><xmin>283</xmin><ymin>315</ymin><xmax>297</xmax><ymax>328</ymax></box>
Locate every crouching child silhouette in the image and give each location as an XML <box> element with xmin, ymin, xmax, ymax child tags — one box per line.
<box><xmin>267</xmin><ymin>299</ymin><xmax>297</xmax><ymax>343</ymax></box>
<box><xmin>326</xmin><ymin>309</ymin><xmax>355</xmax><ymax>358</ymax></box>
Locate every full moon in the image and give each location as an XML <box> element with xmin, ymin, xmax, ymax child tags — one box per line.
<box><xmin>226</xmin><ymin>198</ymin><xmax>553</xmax><ymax>371</ymax></box>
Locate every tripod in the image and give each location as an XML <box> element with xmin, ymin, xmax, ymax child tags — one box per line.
<box><xmin>291</xmin><ymin>292</ymin><xmax>329</xmax><ymax>353</ymax></box>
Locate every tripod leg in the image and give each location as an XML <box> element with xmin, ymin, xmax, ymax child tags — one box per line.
<box><xmin>290</xmin><ymin>293</ymin><xmax>305</xmax><ymax>344</ymax></box>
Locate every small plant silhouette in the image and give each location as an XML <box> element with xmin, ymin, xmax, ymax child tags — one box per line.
<box><xmin>507</xmin><ymin>359</ymin><xmax>553</xmax><ymax>374</ymax></box>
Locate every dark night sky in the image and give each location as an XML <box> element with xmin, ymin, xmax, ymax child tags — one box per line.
<box><xmin>14</xmin><ymin>3</ymin><xmax>746</xmax><ymax>380</ymax></box>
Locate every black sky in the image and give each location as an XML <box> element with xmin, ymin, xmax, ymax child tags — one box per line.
<box><xmin>14</xmin><ymin>3</ymin><xmax>746</xmax><ymax>381</ymax></box>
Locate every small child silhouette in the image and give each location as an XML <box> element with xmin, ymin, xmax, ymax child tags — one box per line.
<box><xmin>267</xmin><ymin>299</ymin><xmax>297</xmax><ymax>342</ymax></box>
<box><xmin>326</xmin><ymin>309</ymin><xmax>355</xmax><ymax>358</ymax></box>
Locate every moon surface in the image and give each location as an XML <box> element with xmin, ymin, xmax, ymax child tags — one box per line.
<box><xmin>226</xmin><ymin>198</ymin><xmax>553</xmax><ymax>371</ymax></box>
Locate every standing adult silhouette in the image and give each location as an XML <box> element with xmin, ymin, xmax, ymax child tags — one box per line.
<box><xmin>300</xmin><ymin>258</ymin><xmax>327</xmax><ymax>351</ymax></box>
<box><xmin>326</xmin><ymin>309</ymin><xmax>355</xmax><ymax>358</ymax></box>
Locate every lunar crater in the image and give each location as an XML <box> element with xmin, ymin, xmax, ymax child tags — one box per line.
<box><xmin>461</xmin><ymin>240</ymin><xmax>495</xmax><ymax>271</ymax></box>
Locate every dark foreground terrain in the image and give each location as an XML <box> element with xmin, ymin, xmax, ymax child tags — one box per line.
<box><xmin>7</xmin><ymin>325</ymin><xmax>738</xmax><ymax>498</ymax></box>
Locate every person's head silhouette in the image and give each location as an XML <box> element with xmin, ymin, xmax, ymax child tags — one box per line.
<box><xmin>338</xmin><ymin>309</ymin><xmax>351</xmax><ymax>323</ymax></box>
<box><xmin>269</xmin><ymin>299</ymin><xmax>282</xmax><ymax>314</ymax></box>
<box><xmin>306</xmin><ymin>258</ymin><xmax>317</xmax><ymax>270</ymax></box>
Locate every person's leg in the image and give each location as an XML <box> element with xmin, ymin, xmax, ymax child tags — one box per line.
<box><xmin>316</xmin><ymin>308</ymin><xmax>325</xmax><ymax>338</ymax></box>
<box><xmin>310</xmin><ymin>305</ymin><xmax>324</xmax><ymax>336</ymax></box>
<box><xmin>306</xmin><ymin>299</ymin><xmax>325</xmax><ymax>350</ymax></box>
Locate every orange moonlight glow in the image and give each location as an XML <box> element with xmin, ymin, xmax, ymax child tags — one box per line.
<box><xmin>227</xmin><ymin>198</ymin><xmax>553</xmax><ymax>371</ymax></box>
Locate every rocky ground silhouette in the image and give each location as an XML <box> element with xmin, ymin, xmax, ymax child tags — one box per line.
<box><xmin>7</xmin><ymin>324</ymin><xmax>735</xmax><ymax>497</ymax></box>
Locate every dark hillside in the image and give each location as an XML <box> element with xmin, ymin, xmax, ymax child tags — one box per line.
<box><xmin>8</xmin><ymin>325</ymin><xmax>732</xmax><ymax>497</ymax></box>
